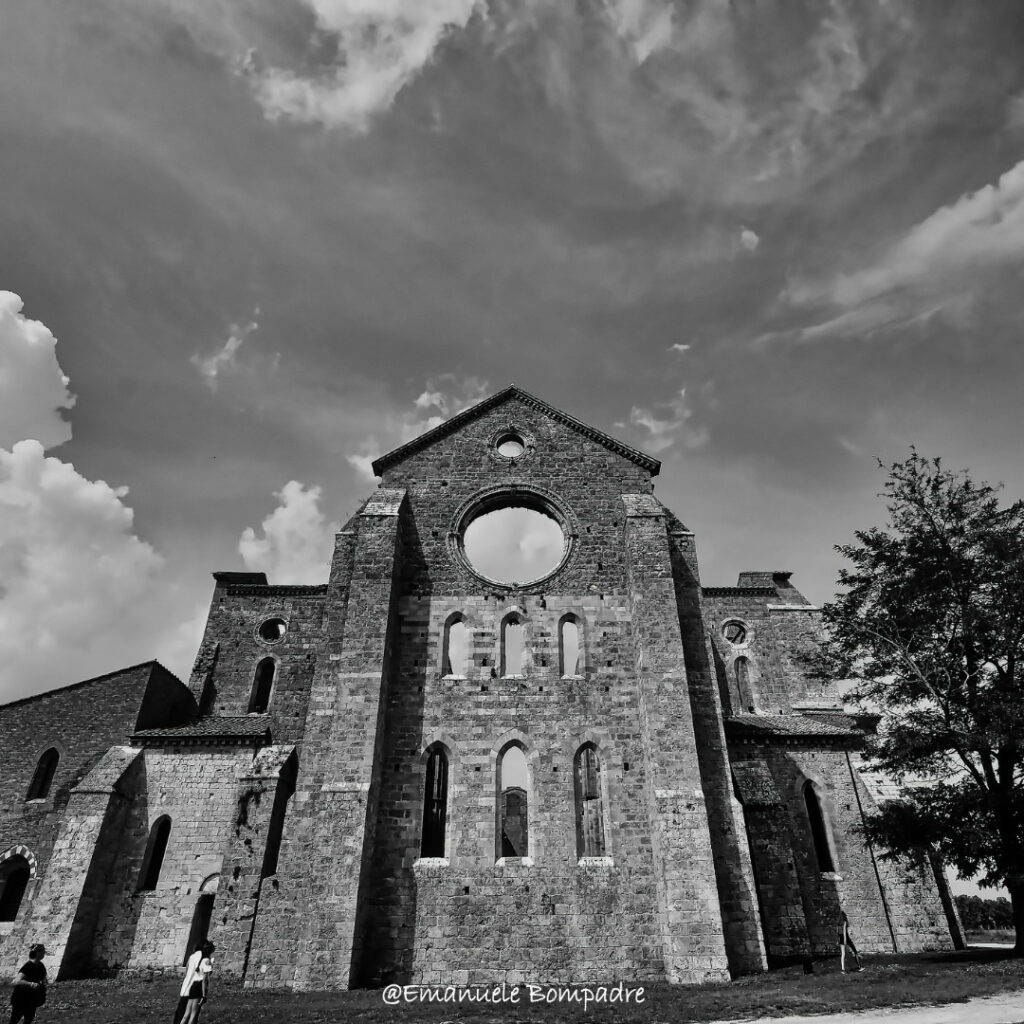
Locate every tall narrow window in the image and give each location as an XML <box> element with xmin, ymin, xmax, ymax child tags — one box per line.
<box><xmin>138</xmin><ymin>816</ymin><xmax>171</xmax><ymax>892</ymax></box>
<box><xmin>249</xmin><ymin>658</ymin><xmax>275</xmax><ymax>713</ymax></box>
<box><xmin>0</xmin><ymin>857</ymin><xmax>31</xmax><ymax>922</ymax></box>
<box><xmin>26</xmin><ymin>748</ymin><xmax>59</xmax><ymax>800</ymax></box>
<box><xmin>421</xmin><ymin>745</ymin><xmax>449</xmax><ymax>858</ymax></box>
<box><xmin>442</xmin><ymin>616</ymin><xmax>469</xmax><ymax>677</ymax></box>
<box><xmin>574</xmin><ymin>744</ymin><xmax>607</xmax><ymax>857</ymax></box>
<box><xmin>501</xmin><ymin>615</ymin><xmax>525</xmax><ymax>676</ymax></box>
<box><xmin>496</xmin><ymin>744</ymin><xmax>529</xmax><ymax>859</ymax></box>
<box><xmin>560</xmin><ymin>617</ymin><xmax>581</xmax><ymax>677</ymax></box>
<box><xmin>734</xmin><ymin>657</ymin><xmax>754</xmax><ymax>713</ymax></box>
<box><xmin>803</xmin><ymin>781</ymin><xmax>835</xmax><ymax>873</ymax></box>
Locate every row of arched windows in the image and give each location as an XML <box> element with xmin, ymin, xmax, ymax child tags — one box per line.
<box><xmin>419</xmin><ymin>741</ymin><xmax>607</xmax><ymax>862</ymax></box>
<box><xmin>443</xmin><ymin>613</ymin><xmax>583</xmax><ymax>678</ymax></box>
<box><xmin>241</xmin><ymin>613</ymin><xmax>586</xmax><ymax>715</ymax></box>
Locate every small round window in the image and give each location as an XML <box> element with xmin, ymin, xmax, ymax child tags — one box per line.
<box><xmin>257</xmin><ymin>617</ymin><xmax>287</xmax><ymax>644</ymax></box>
<box><xmin>723</xmin><ymin>621</ymin><xmax>747</xmax><ymax>645</ymax></box>
<box><xmin>496</xmin><ymin>433</ymin><xmax>525</xmax><ymax>459</ymax></box>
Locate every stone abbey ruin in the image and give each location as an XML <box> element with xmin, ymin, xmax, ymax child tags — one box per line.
<box><xmin>0</xmin><ymin>385</ymin><xmax>960</xmax><ymax>988</ymax></box>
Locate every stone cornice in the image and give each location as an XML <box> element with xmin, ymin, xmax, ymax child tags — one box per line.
<box><xmin>223</xmin><ymin>584</ymin><xmax>328</xmax><ymax>597</ymax></box>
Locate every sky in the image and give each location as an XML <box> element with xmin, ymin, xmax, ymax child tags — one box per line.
<box><xmin>2</xmin><ymin>0</ymin><xmax>1024</xmax><ymax>743</ymax></box>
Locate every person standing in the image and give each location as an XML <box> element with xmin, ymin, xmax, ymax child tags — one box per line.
<box><xmin>837</xmin><ymin>910</ymin><xmax>864</xmax><ymax>973</ymax></box>
<box><xmin>174</xmin><ymin>941</ymin><xmax>214</xmax><ymax>1024</ymax></box>
<box><xmin>9</xmin><ymin>944</ymin><xmax>46</xmax><ymax>1024</ymax></box>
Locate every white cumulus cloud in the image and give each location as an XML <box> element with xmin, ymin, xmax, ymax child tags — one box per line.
<box><xmin>0</xmin><ymin>441</ymin><xmax>186</xmax><ymax>702</ymax></box>
<box><xmin>0</xmin><ymin>292</ymin><xmax>75</xmax><ymax>450</ymax></box>
<box><xmin>0</xmin><ymin>296</ymin><xmax>205</xmax><ymax>701</ymax></box>
<box><xmin>239</xmin><ymin>480</ymin><xmax>340</xmax><ymax>583</ymax></box>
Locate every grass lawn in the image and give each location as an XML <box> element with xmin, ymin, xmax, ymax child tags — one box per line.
<box><xmin>44</xmin><ymin>948</ymin><xmax>1024</xmax><ymax>1024</ymax></box>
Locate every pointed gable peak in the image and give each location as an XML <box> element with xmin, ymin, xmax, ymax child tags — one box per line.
<box><xmin>370</xmin><ymin>384</ymin><xmax>660</xmax><ymax>477</ymax></box>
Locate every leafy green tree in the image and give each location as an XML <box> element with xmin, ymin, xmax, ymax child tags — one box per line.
<box><xmin>819</xmin><ymin>451</ymin><xmax>1024</xmax><ymax>952</ymax></box>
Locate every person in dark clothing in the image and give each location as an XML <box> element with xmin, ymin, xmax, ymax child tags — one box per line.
<box><xmin>837</xmin><ymin>910</ymin><xmax>864</xmax><ymax>972</ymax></box>
<box><xmin>9</xmin><ymin>944</ymin><xmax>46</xmax><ymax>1024</ymax></box>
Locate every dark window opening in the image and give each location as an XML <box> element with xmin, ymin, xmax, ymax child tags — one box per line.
<box><xmin>734</xmin><ymin>657</ymin><xmax>755</xmax><ymax>714</ymax></box>
<box><xmin>249</xmin><ymin>658</ymin><xmax>276</xmax><ymax>713</ymax></box>
<box><xmin>0</xmin><ymin>858</ymin><xmax>31</xmax><ymax>922</ymax></box>
<box><xmin>257</xmin><ymin>617</ymin><xmax>287</xmax><ymax>643</ymax></box>
<box><xmin>421</xmin><ymin>746</ymin><xmax>449</xmax><ymax>858</ymax></box>
<box><xmin>138</xmin><ymin>816</ymin><xmax>171</xmax><ymax>892</ymax></box>
<box><xmin>803</xmin><ymin>782</ymin><xmax>835</xmax><ymax>873</ymax></box>
<box><xmin>574</xmin><ymin>744</ymin><xmax>607</xmax><ymax>857</ymax></box>
<box><xmin>26</xmin><ymin>748</ymin><xmax>59</xmax><ymax>801</ymax></box>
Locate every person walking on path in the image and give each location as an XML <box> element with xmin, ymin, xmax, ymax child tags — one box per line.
<box><xmin>174</xmin><ymin>941</ymin><xmax>214</xmax><ymax>1024</ymax></box>
<box><xmin>838</xmin><ymin>910</ymin><xmax>864</xmax><ymax>973</ymax></box>
<box><xmin>9</xmin><ymin>943</ymin><xmax>46</xmax><ymax>1024</ymax></box>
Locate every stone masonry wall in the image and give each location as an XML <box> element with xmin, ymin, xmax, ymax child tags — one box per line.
<box><xmin>739</xmin><ymin>742</ymin><xmax>951</xmax><ymax>955</ymax></box>
<box><xmin>666</xmin><ymin>516</ymin><xmax>765</xmax><ymax>975</ymax></box>
<box><xmin>189</xmin><ymin>584</ymin><xmax>326</xmax><ymax>746</ymax></box>
<box><xmin>0</xmin><ymin>664</ymin><xmax>194</xmax><ymax>971</ymax></box>
<box><xmin>364</xmin><ymin>591</ymin><xmax>663</xmax><ymax>985</ymax></box>
<box><xmin>87</xmin><ymin>747</ymin><xmax>254</xmax><ymax>974</ymax></box>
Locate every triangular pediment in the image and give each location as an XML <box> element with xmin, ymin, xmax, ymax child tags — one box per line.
<box><xmin>370</xmin><ymin>384</ymin><xmax>660</xmax><ymax>477</ymax></box>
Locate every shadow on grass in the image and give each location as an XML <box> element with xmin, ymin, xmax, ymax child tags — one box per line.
<box><xmin>44</xmin><ymin>948</ymin><xmax>1024</xmax><ymax>1024</ymax></box>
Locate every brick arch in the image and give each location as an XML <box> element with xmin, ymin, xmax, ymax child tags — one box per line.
<box><xmin>0</xmin><ymin>846</ymin><xmax>37</xmax><ymax>877</ymax></box>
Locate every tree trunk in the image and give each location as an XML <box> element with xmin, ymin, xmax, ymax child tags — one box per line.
<box><xmin>1008</xmin><ymin>873</ymin><xmax>1024</xmax><ymax>956</ymax></box>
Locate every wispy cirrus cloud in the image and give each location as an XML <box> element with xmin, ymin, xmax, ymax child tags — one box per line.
<box><xmin>626</xmin><ymin>388</ymin><xmax>708</xmax><ymax>453</ymax></box>
<box><xmin>191</xmin><ymin>310</ymin><xmax>260</xmax><ymax>392</ymax></box>
<box><xmin>345</xmin><ymin>375</ymin><xmax>489</xmax><ymax>480</ymax></box>
<box><xmin>240</xmin><ymin>0</ymin><xmax>480</xmax><ymax>130</ymax></box>
<box><xmin>781</xmin><ymin>159</ymin><xmax>1024</xmax><ymax>339</ymax></box>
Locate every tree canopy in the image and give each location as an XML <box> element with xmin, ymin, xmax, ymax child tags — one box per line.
<box><xmin>818</xmin><ymin>450</ymin><xmax>1024</xmax><ymax>949</ymax></box>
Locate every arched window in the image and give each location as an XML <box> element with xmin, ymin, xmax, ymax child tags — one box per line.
<box><xmin>26</xmin><ymin>748</ymin><xmax>59</xmax><ymax>800</ymax></box>
<box><xmin>574</xmin><ymin>743</ymin><xmax>606</xmax><ymax>857</ymax></box>
<box><xmin>442</xmin><ymin>616</ymin><xmax>469</xmax><ymax>677</ymax></box>
<box><xmin>803</xmin><ymin>781</ymin><xmax>835</xmax><ymax>873</ymax></box>
<box><xmin>421</xmin><ymin>745</ymin><xmax>449</xmax><ymax>858</ymax></box>
<box><xmin>249</xmin><ymin>658</ymin><xmax>276</xmax><ymax>713</ymax></box>
<box><xmin>496</xmin><ymin>744</ymin><xmax>529</xmax><ymax>859</ymax></box>
<box><xmin>138</xmin><ymin>815</ymin><xmax>171</xmax><ymax>892</ymax></box>
<box><xmin>501</xmin><ymin>614</ymin><xmax>525</xmax><ymax>677</ymax></box>
<box><xmin>560</xmin><ymin>616</ymin><xmax>582</xmax><ymax>677</ymax></box>
<box><xmin>0</xmin><ymin>857</ymin><xmax>31</xmax><ymax>922</ymax></box>
<box><xmin>734</xmin><ymin>657</ymin><xmax>755</xmax><ymax>713</ymax></box>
